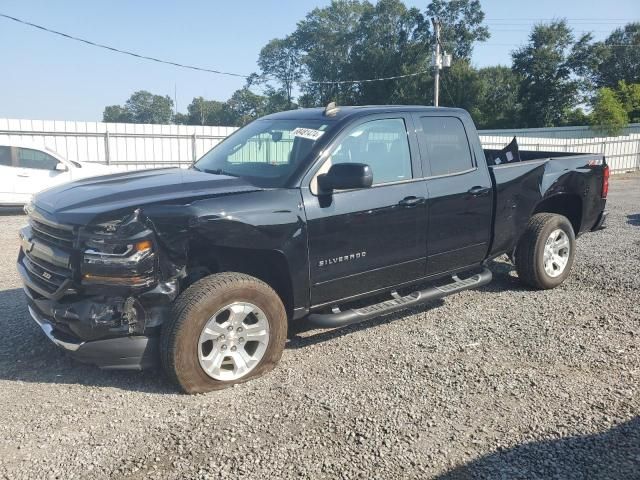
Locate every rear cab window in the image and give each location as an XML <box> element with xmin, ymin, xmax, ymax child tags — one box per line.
<box><xmin>418</xmin><ymin>117</ymin><xmax>474</xmax><ymax>177</ymax></box>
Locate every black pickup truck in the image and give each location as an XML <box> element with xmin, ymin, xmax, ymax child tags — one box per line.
<box><xmin>17</xmin><ymin>105</ymin><xmax>609</xmax><ymax>393</ymax></box>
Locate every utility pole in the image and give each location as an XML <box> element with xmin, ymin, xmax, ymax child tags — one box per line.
<box><xmin>432</xmin><ymin>18</ymin><xmax>441</xmax><ymax>107</ymax></box>
<box><xmin>174</xmin><ymin>83</ymin><xmax>178</xmax><ymax>117</ymax></box>
<box><xmin>431</xmin><ymin>18</ymin><xmax>452</xmax><ymax>107</ymax></box>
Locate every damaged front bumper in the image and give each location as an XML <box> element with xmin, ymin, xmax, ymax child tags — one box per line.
<box><xmin>21</xmin><ymin>273</ymin><xmax>178</xmax><ymax>370</ymax></box>
<box><xmin>17</xmin><ymin>206</ymin><xmax>186</xmax><ymax>370</ymax></box>
<box><xmin>27</xmin><ymin>303</ymin><xmax>158</xmax><ymax>370</ymax></box>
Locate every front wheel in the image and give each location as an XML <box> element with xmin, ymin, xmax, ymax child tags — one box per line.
<box><xmin>161</xmin><ymin>273</ymin><xmax>287</xmax><ymax>394</ymax></box>
<box><xmin>514</xmin><ymin>213</ymin><xmax>576</xmax><ymax>290</ymax></box>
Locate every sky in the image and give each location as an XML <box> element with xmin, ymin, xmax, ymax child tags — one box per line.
<box><xmin>0</xmin><ymin>0</ymin><xmax>638</xmax><ymax>121</ymax></box>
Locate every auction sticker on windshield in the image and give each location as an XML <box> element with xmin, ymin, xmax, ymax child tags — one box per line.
<box><xmin>292</xmin><ymin>127</ymin><xmax>325</xmax><ymax>141</ymax></box>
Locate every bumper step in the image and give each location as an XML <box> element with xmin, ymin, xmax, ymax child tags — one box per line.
<box><xmin>308</xmin><ymin>268</ymin><xmax>492</xmax><ymax>328</ymax></box>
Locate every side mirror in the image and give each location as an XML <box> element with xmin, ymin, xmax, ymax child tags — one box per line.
<box><xmin>55</xmin><ymin>163</ymin><xmax>69</xmax><ymax>172</ymax></box>
<box><xmin>317</xmin><ymin>163</ymin><xmax>373</xmax><ymax>194</ymax></box>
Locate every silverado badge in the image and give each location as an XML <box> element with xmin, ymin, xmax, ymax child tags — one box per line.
<box><xmin>318</xmin><ymin>251</ymin><xmax>367</xmax><ymax>268</ymax></box>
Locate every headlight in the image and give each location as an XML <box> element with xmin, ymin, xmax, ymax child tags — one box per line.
<box><xmin>84</xmin><ymin>240</ymin><xmax>153</xmax><ymax>266</ymax></box>
<box><xmin>82</xmin><ymin>239</ymin><xmax>156</xmax><ymax>287</ymax></box>
<box><xmin>80</xmin><ymin>210</ymin><xmax>157</xmax><ymax>287</ymax></box>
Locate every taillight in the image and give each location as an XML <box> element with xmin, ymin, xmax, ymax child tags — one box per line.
<box><xmin>602</xmin><ymin>164</ymin><xmax>610</xmax><ymax>199</ymax></box>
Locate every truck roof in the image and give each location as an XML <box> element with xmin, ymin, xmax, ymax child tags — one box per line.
<box><xmin>262</xmin><ymin>105</ymin><xmax>467</xmax><ymax>121</ymax></box>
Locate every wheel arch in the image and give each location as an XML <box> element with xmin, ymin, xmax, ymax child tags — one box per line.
<box><xmin>185</xmin><ymin>243</ymin><xmax>295</xmax><ymax>320</ymax></box>
<box><xmin>533</xmin><ymin>194</ymin><xmax>583</xmax><ymax>235</ymax></box>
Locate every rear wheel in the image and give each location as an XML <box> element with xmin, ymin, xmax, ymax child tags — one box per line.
<box><xmin>514</xmin><ymin>213</ymin><xmax>576</xmax><ymax>289</ymax></box>
<box><xmin>161</xmin><ymin>273</ymin><xmax>287</xmax><ymax>394</ymax></box>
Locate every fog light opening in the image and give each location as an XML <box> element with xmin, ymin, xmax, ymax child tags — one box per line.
<box><xmin>123</xmin><ymin>297</ymin><xmax>147</xmax><ymax>334</ymax></box>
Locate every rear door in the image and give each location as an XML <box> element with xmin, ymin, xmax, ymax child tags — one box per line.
<box><xmin>414</xmin><ymin>114</ymin><xmax>493</xmax><ymax>274</ymax></box>
<box><xmin>302</xmin><ymin>115</ymin><xmax>427</xmax><ymax>306</ymax></box>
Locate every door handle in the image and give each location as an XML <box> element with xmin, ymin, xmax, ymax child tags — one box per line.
<box><xmin>398</xmin><ymin>196</ymin><xmax>425</xmax><ymax>207</ymax></box>
<box><xmin>17</xmin><ymin>173</ymin><xmax>30</xmax><ymax>178</ymax></box>
<box><xmin>467</xmin><ymin>186</ymin><xmax>490</xmax><ymax>197</ymax></box>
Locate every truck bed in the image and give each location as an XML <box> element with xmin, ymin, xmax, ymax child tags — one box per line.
<box><xmin>484</xmin><ymin>150</ymin><xmax>607</xmax><ymax>259</ymax></box>
<box><xmin>484</xmin><ymin>148</ymin><xmax>587</xmax><ymax>165</ymax></box>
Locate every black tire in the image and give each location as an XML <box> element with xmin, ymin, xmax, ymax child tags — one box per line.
<box><xmin>514</xmin><ymin>213</ymin><xmax>576</xmax><ymax>290</ymax></box>
<box><xmin>161</xmin><ymin>272</ymin><xmax>287</xmax><ymax>394</ymax></box>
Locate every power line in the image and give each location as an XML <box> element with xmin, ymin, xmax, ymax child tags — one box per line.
<box><xmin>485</xmin><ymin>22</ymin><xmax>632</xmax><ymax>26</ymax></box>
<box><xmin>0</xmin><ymin>12</ymin><xmax>430</xmax><ymax>86</ymax></box>
<box><xmin>304</xmin><ymin>70</ymin><xmax>430</xmax><ymax>85</ymax></box>
<box><xmin>485</xmin><ymin>18</ymin><xmax>632</xmax><ymax>21</ymax></box>
<box><xmin>1</xmin><ymin>11</ymin><xmax>635</xmax><ymax>90</ymax></box>
<box><xmin>0</xmin><ymin>12</ymin><xmax>252</xmax><ymax>79</ymax></box>
<box><xmin>484</xmin><ymin>19</ymin><xmax>633</xmax><ymax>23</ymax></box>
<box><xmin>439</xmin><ymin>76</ymin><xmax>456</xmax><ymax>106</ymax></box>
<box><xmin>476</xmin><ymin>42</ymin><xmax>638</xmax><ymax>47</ymax></box>
<box><xmin>490</xmin><ymin>29</ymin><xmax>615</xmax><ymax>32</ymax></box>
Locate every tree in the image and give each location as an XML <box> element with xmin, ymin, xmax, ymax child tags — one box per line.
<box><xmin>616</xmin><ymin>81</ymin><xmax>640</xmax><ymax>123</ymax></box>
<box><xmin>590</xmin><ymin>87</ymin><xmax>628</xmax><ymax>136</ymax></box>
<box><xmin>125</xmin><ymin>91</ymin><xmax>174</xmax><ymax>124</ymax></box>
<box><xmin>102</xmin><ymin>105</ymin><xmax>132</xmax><ymax>123</ymax></box>
<box><xmin>512</xmin><ymin>21</ymin><xmax>584</xmax><ymax>127</ymax></box>
<box><xmin>425</xmin><ymin>0</ymin><xmax>490</xmax><ymax>60</ymax></box>
<box><xmin>183</xmin><ymin>97</ymin><xmax>237</xmax><ymax>126</ymax></box>
<box><xmin>349</xmin><ymin>0</ymin><xmax>428</xmax><ymax>105</ymax></box>
<box><xmin>563</xmin><ymin>108</ymin><xmax>590</xmax><ymax>127</ymax></box>
<box><xmin>227</xmin><ymin>88</ymin><xmax>268</xmax><ymax>126</ymax></box>
<box><xmin>293</xmin><ymin>0</ymin><xmax>370</xmax><ymax>105</ymax></box>
<box><xmin>257</xmin><ymin>36</ymin><xmax>303</xmax><ymax>108</ymax></box>
<box><xmin>437</xmin><ymin>60</ymin><xmax>483</xmax><ymax>115</ymax></box>
<box><xmin>593</xmin><ymin>23</ymin><xmax>640</xmax><ymax>89</ymax></box>
<box><xmin>290</xmin><ymin>0</ymin><xmax>491</xmax><ymax>107</ymax></box>
<box><xmin>262</xmin><ymin>87</ymin><xmax>295</xmax><ymax>114</ymax></box>
<box><xmin>474</xmin><ymin>66</ymin><xmax>522</xmax><ymax>129</ymax></box>
<box><xmin>103</xmin><ymin>90</ymin><xmax>174</xmax><ymax>124</ymax></box>
<box><xmin>432</xmin><ymin>62</ymin><xmax>522</xmax><ymax>129</ymax></box>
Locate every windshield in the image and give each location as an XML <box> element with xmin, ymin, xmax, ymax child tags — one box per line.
<box><xmin>194</xmin><ymin>119</ymin><xmax>332</xmax><ymax>187</ymax></box>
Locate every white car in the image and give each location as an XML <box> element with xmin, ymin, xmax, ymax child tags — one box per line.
<box><xmin>0</xmin><ymin>141</ymin><xmax>112</xmax><ymax>206</ymax></box>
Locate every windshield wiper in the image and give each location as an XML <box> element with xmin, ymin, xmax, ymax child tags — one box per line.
<box><xmin>200</xmin><ymin>168</ymin><xmax>238</xmax><ymax>177</ymax></box>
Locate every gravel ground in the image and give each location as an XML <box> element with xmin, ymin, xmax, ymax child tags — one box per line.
<box><xmin>0</xmin><ymin>174</ymin><xmax>639</xmax><ymax>480</ymax></box>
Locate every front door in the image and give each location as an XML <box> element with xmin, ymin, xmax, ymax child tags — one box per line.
<box><xmin>414</xmin><ymin>115</ymin><xmax>493</xmax><ymax>274</ymax></box>
<box><xmin>13</xmin><ymin>147</ymin><xmax>70</xmax><ymax>203</ymax></box>
<box><xmin>301</xmin><ymin>116</ymin><xmax>428</xmax><ymax>306</ymax></box>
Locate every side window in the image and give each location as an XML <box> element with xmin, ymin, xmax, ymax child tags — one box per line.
<box><xmin>16</xmin><ymin>148</ymin><xmax>59</xmax><ymax>170</ymax></box>
<box><xmin>329</xmin><ymin>118</ymin><xmax>412</xmax><ymax>185</ymax></box>
<box><xmin>0</xmin><ymin>146</ymin><xmax>11</xmax><ymax>167</ymax></box>
<box><xmin>420</xmin><ymin>117</ymin><xmax>474</xmax><ymax>176</ymax></box>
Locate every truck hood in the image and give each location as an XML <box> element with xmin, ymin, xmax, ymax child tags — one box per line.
<box><xmin>34</xmin><ymin>168</ymin><xmax>263</xmax><ymax>223</ymax></box>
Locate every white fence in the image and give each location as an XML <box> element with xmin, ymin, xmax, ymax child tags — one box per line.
<box><xmin>0</xmin><ymin>118</ymin><xmax>237</xmax><ymax>170</ymax></box>
<box><xmin>1</xmin><ymin>118</ymin><xmax>639</xmax><ymax>173</ymax></box>
<box><xmin>478</xmin><ymin>131</ymin><xmax>640</xmax><ymax>173</ymax></box>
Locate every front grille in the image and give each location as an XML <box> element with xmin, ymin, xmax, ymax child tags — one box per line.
<box><xmin>22</xmin><ymin>254</ymin><xmax>70</xmax><ymax>295</ymax></box>
<box><xmin>19</xmin><ymin>211</ymin><xmax>76</xmax><ymax>299</ymax></box>
<box><xmin>29</xmin><ymin>218</ymin><xmax>75</xmax><ymax>249</ymax></box>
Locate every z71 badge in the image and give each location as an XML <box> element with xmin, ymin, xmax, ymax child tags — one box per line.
<box><xmin>318</xmin><ymin>251</ymin><xmax>367</xmax><ymax>268</ymax></box>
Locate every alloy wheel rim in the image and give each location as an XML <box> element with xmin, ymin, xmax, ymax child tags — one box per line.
<box><xmin>543</xmin><ymin>229</ymin><xmax>570</xmax><ymax>278</ymax></box>
<box><xmin>198</xmin><ymin>302</ymin><xmax>270</xmax><ymax>381</ymax></box>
